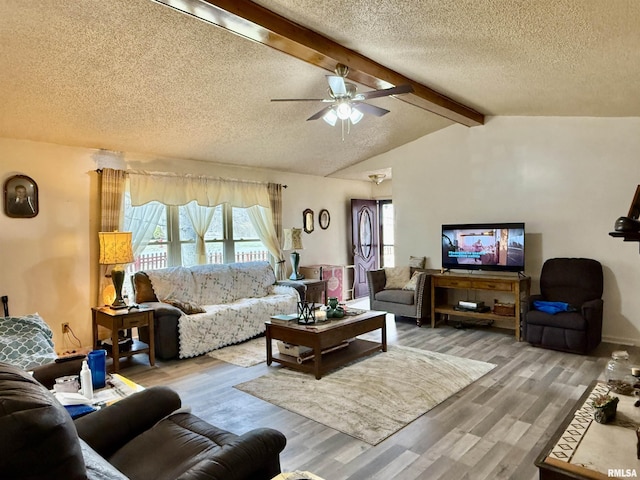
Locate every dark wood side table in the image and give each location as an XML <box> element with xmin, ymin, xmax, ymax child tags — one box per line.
<box><xmin>280</xmin><ymin>278</ymin><xmax>328</xmax><ymax>305</ymax></box>
<box><xmin>91</xmin><ymin>306</ymin><xmax>155</xmax><ymax>373</ymax></box>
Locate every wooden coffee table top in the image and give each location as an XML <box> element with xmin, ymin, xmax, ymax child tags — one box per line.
<box><xmin>265</xmin><ymin>310</ymin><xmax>387</xmax><ymax>379</ymax></box>
<box><xmin>266</xmin><ymin>309</ymin><xmax>385</xmax><ymax>332</ymax></box>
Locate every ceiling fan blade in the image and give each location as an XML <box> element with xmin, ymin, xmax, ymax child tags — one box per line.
<box><xmin>327</xmin><ymin>75</ymin><xmax>347</xmax><ymax>96</ymax></box>
<box><xmin>360</xmin><ymin>84</ymin><xmax>414</xmax><ymax>100</ymax></box>
<box><xmin>271</xmin><ymin>98</ymin><xmax>328</xmax><ymax>102</ymax></box>
<box><xmin>354</xmin><ymin>102</ymin><xmax>390</xmax><ymax>117</ymax></box>
<box><xmin>307</xmin><ymin>106</ymin><xmax>334</xmax><ymax>121</ymax></box>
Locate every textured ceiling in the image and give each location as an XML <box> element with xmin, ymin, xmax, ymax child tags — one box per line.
<box><xmin>1</xmin><ymin>1</ymin><xmax>639</xmax><ymax>180</ymax></box>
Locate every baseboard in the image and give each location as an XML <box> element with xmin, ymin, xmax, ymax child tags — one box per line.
<box><xmin>601</xmin><ymin>335</ymin><xmax>639</xmax><ymax>347</ymax></box>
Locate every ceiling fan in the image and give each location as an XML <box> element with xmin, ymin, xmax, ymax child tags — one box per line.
<box><xmin>271</xmin><ymin>64</ymin><xmax>414</xmax><ymax>129</ymax></box>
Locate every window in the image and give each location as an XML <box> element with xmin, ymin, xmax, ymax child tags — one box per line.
<box><xmin>380</xmin><ymin>200</ymin><xmax>394</xmax><ymax>267</ymax></box>
<box><xmin>124</xmin><ymin>198</ymin><xmax>268</xmax><ymax>272</ymax></box>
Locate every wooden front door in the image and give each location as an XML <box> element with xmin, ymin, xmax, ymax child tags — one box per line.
<box><xmin>351</xmin><ymin>199</ymin><xmax>379</xmax><ymax>298</ymax></box>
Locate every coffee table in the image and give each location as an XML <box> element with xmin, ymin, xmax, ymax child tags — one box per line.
<box><xmin>265</xmin><ymin>310</ymin><xmax>386</xmax><ymax>379</ymax></box>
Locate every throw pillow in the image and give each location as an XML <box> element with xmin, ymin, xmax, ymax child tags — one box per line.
<box><xmin>402</xmin><ymin>271</ymin><xmax>421</xmax><ymax>290</ymax></box>
<box><xmin>164</xmin><ymin>298</ymin><xmax>206</xmax><ymax>315</ymax></box>
<box><xmin>384</xmin><ymin>266</ymin><xmax>411</xmax><ymax>290</ymax></box>
<box><xmin>408</xmin><ymin>256</ymin><xmax>426</xmax><ymax>269</ymax></box>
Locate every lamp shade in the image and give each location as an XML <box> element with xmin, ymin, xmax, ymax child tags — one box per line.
<box><xmin>98</xmin><ymin>231</ymin><xmax>134</xmax><ymax>265</ymax></box>
<box><xmin>282</xmin><ymin>228</ymin><xmax>304</xmax><ymax>251</ymax></box>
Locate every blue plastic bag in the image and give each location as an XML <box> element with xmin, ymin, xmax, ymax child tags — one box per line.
<box><xmin>533</xmin><ymin>300</ymin><xmax>576</xmax><ymax>314</ymax></box>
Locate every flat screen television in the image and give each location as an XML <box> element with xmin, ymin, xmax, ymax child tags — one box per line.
<box><xmin>441</xmin><ymin>222</ymin><xmax>525</xmax><ymax>273</ymax></box>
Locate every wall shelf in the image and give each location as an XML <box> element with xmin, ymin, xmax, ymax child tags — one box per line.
<box><xmin>609</xmin><ymin>231</ymin><xmax>640</xmax><ymax>252</ymax></box>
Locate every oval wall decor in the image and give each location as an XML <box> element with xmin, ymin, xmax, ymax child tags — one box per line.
<box><xmin>319</xmin><ymin>209</ymin><xmax>330</xmax><ymax>230</ymax></box>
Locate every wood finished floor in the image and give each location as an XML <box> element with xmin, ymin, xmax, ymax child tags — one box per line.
<box><xmin>122</xmin><ymin>312</ymin><xmax>633</xmax><ymax>480</ymax></box>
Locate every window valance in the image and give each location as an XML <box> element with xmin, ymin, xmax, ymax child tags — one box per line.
<box><xmin>128</xmin><ymin>171</ymin><xmax>271</xmax><ymax>208</ymax></box>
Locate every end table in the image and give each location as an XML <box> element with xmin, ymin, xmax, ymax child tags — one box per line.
<box><xmin>280</xmin><ymin>278</ymin><xmax>328</xmax><ymax>305</ymax></box>
<box><xmin>91</xmin><ymin>306</ymin><xmax>155</xmax><ymax>373</ymax></box>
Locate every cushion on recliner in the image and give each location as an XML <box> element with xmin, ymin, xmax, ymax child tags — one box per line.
<box><xmin>376</xmin><ymin>289</ymin><xmax>415</xmax><ymax>305</ymax></box>
<box><xmin>540</xmin><ymin>258</ymin><xmax>603</xmax><ymax>306</ymax></box>
<box><xmin>0</xmin><ymin>362</ymin><xmax>86</xmax><ymax>479</ymax></box>
<box><xmin>109</xmin><ymin>412</ymin><xmax>286</xmax><ymax>480</ymax></box>
<box><xmin>108</xmin><ymin>414</ymin><xmax>226</xmax><ymax>479</ymax></box>
<box><xmin>525</xmin><ymin>310</ymin><xmax>587</xmax><ymax>331</ymax></box>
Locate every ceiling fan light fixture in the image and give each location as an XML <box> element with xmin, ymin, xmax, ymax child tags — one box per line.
<box><xmin>322</xmin><ymin>108</ymin><xmax>338</xmax><ymax>126</ymax></box>
<box><xmin>336</xmin><ymin>102</ymin><xmax>352</xmax><ymax>120</ymax></box>
<box><xmin>350</xmin><ymin>107</ymin><xmax>363</xmax><ymax>125</ymax></box>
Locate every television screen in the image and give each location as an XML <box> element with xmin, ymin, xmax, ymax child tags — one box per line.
<box><xmin>441</xmin><ymin>223</ymin><xmax>525</xmax><ymax>272</ymax></box>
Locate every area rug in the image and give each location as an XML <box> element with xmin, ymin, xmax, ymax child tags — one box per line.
<box><xmin>207</xmin><ymin>337</ymin><xmax>272</xmax><ymax>367</ymax></box>
<box><xmin>235</xmin><ymin>345</ymin><xmax>496</xmax><ymax>445</ymax></box>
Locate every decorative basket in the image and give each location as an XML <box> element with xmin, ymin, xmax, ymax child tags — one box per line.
<box><xmin>493</xmin><ymin>301</ymin><xmax>515</xmax><ymax>316</ymax></box>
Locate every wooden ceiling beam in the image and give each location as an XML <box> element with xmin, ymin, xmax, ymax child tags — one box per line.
<box><xmin>153</xmin><ymin>0</ymin><xmax>484</xmax><ymax>127</ymax></box>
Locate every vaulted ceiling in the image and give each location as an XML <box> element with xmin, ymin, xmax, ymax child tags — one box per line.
<box><xmin>1</xmin><ymin>1</ymin><xmax>639</xmax><ymax>181</ymax></box>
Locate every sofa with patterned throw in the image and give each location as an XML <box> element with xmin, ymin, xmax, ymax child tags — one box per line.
<box><xmin>133</xmin><ymin>261</ymin><xmax>300</xmax><ymax>359</ymax></box>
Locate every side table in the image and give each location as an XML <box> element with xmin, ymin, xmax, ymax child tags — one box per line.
<box><xmin>280</xmin><ymin>278</ymin><xmax>328</xmax><ymax>305</ymax></box>
<box><xmin>91</xmin><ymin>306</ymin><xmax>155</xmax><ymax>373</ymax></box>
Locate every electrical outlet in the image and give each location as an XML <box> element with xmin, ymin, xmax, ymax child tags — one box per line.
<box><xmin>61</xmin><ymin>322</ymin><xmax>70</xmax><ymax>334</ymax></box>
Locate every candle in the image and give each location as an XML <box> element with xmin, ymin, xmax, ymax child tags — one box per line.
<box><xmin>316</xmin><ymin>309</ymin><xmax>327</xmax><ymax>321</ymax></box>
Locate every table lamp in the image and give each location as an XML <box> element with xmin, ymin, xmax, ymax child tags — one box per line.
<box><xmin>283</xmin><ymin>228</ymin><xmax>304</xmax><ymax>280</ymax></box>
<box><xmin>99</xmin><ymin>231</ymin><xmax>134</xmax><ymax>309</ymax></box>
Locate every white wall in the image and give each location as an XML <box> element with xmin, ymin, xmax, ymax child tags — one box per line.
<box><xmin>366</xmin><ymin>117</ymin><xmax>640</xmax><ymax>344</ymax></box>
<box><xmin>0</xmin><ymin>138</ymin><xmax>371</xmax><ymax>350</ymax></box>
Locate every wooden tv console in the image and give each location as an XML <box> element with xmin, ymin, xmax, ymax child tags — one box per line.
<box><xmin>430</xmin><ymin>272</ymin><xmax>531</xmax><ymax>341</ymax></box>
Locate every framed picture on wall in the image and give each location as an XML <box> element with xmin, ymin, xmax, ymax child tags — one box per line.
<box><xmin>319</xmin><ymin>209</ymin><xmax>330</xmax><ymax>229</ymax></box>
<box><xmin>303</xmin><ymin>208</ymin><xmax>314</xmax><ymax>233</ymax></box>
<box><xmin>4</xmin><ymin>175</ymin><xmax>39</xmax><ymax>218</ymax></box>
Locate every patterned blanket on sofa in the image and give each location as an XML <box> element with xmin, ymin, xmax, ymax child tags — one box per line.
<box><xmin>145</xmin><ymin>262</ymin><xmax>299</xmax><ymax>358</ymax></box>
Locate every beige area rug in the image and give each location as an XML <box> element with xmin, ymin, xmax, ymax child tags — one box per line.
<box><xmin>235</xmin><ymin>345</ymin><xmax>496</xmax><ymax>445</ymax></box>
<box><xmin>207</xmin><ymin>337</ymin><xmax>272</xmax><ymax>367</ymax></box>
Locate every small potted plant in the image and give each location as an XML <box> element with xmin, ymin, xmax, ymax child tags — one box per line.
<box><xmin>592</xmin><ymin>393</ymin><xmax>619</xmax><ymax>424</ymax></box>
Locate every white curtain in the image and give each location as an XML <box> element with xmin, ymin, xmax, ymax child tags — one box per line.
<box><xmin>123</xmin><ymin>201</ymin><xmax>164</xmax><ymax>259</ymax></box>
<box><xmin>184</xmin><ymin>201</ymin><xmax>216</xmax><ymax>264</ymax></box>
<box><xmin>247</xmin><ymin>206</ymin><xmax>284</xmax><ymax>275</ymax></box>
<box><xmin>129</xmin><ymin>171</ymin><xmax>270</xmax><ymax>208</ymax></box>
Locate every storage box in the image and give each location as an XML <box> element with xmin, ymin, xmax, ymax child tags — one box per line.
<box><xmin>299</xmin><ymin>264</ymin><xmax>354</xmax><ymax>301</ymax></box>
<box><xmin>276</xmin><ymin>341</ymin><xmax>312</xmax><ymax>358</ymax></box>
<box><xmin>493</xmin><ymin>301</ymin><xmax>515</xmax><ymax>316</ymax></box>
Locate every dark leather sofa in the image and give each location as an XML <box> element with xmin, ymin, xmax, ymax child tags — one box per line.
<box><xmin>0</xmin><ymin>362</ymin><xmax>286</xmax><ymax>480</ymax></box>
<box><xmin>524</xmin><ymin>257</ymin><xmax>604</xmax><ymax>354</ymax></box>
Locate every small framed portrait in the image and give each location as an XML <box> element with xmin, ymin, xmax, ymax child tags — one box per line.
<box><xmin>4</xmin><ymin>175</ymin><xmax>39</xmax><ymax>218</ymax></box>
<box><xmin>319</xmin><ymin>209</ymin><xmax>330</xmax><ymax>230</ymax></box>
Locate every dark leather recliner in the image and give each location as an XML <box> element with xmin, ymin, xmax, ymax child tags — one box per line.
<box><xmin>0</xmin><ymin>362</ymin><xmax>286</xmax><ymax>480</ymax></box>
<box><xmin>524</xmin><ymin>258</ymin><xmax>603</xmax><ymax>354</ymax></box>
